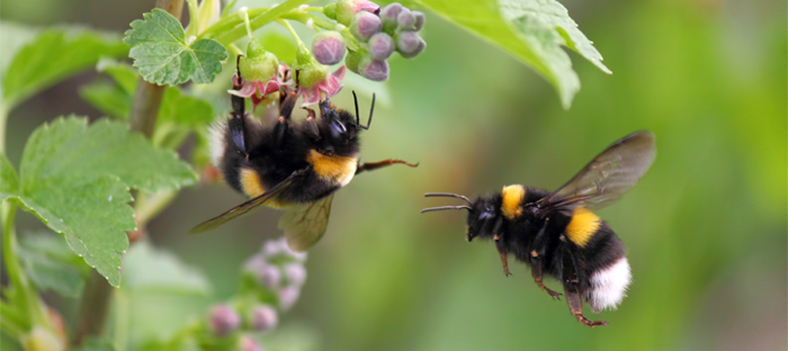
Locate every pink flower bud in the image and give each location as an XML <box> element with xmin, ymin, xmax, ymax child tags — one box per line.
<box><xmin>284</xmin><ymin>263</ymin><xmax>307</xmax><ymax>286</ymax></box>
<box><xmin>368</xmin><ymin>32</ymin><xmax>394</xmax><ymax>60</ymax></box>
<box><xmin>240</xmin><ymin>335</ymin><xmax>264</xmax><ymax>351</ymax></box>
<box><xmin>248</xmin><ymin>305</ymin><xmax>278</xmax><ymax>331</ymax></box>
<box><xmin>262</xmin><ymin>238</ymin><xmax>287</xmax><ymax>258</ymax></box>
<box><xmin>358</xmin><ymin>56</ymin><xmax>389</xmax><ymax>81</ymax></box>
<box><xmin>312</xmin><ymin>31</ymin><xmax>346</xmax><ymax>65</ymax></box>
<box><xmin>396</xmin><ymin>31</ymin><xmax>426</xmax><ymax>58</ymax></box>
<box><xmin>397</xmin><ymin>8</ymin><xmax>416</xmax><ymax>30</ymax></box>
<box><xmin>278</xmin><ymin>287</ymin><xmax>301</xmax><ymax>311</ymax></box>
<box><xmin>412</xmin><ymin>10</ymin><xmax>426</xmax><ymax>31</ymax></box>
<box><xmin>209</xmin><ymin>304</ymin><xmax>240</xmax><ymax>336</ymax></box>
<box><xmin>380</xmin><ymin>3</ymin><xmax>403</xmax><ymax>33</ymax></box>
<box><xmin>350</xmin><ymin>12</ymin><xmax>382</xmax><ymax>42</ymax></box>
<box><xmin>334</xmin><ymin>0</ymin><xmax>381</xmax><ymax>26</ymax></box>
<box><xmin>257</xmin><ymin>264</ymin><xmax>281</xmax><ymax>289</ymax></box>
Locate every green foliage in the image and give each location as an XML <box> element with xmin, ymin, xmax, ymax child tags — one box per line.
<box><xmin>410</xmin><ymin>0</ymin><xmax>609</xmax><ymax>108</ymax></box>
<box><xmin>122</xmin><ymin>240</ymin><xmax>211</xmax><ymax>295</ymax></box>
<box><xmin>81</xmin><ymin>60</ymin><xmax>215</xmax><ymax>127</ymax></box>
<box><xmin>18</xmin><ymin>232</ymin><xmax>90</xmax><ymax>298</ymax></box>
<box><xmin>1</xmin><ymin>26</ymin><xmax>128</xmax><ymax>109</ymax></box>
<box><xmin>124</xmin><ymin>9</ymin><xmax>227</xmax><ymax>86</ymax></box>
<box><xmin>1</xmin><ymin>117</ymin><xmax>197</xmax><ymax>286</ymax></box>
<box><xmin>71</xmin><ymin>339</ymin><xmax>117</xmax><ymax>351</ymax></box>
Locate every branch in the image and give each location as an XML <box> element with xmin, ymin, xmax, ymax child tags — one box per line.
<box><xmin>75</xmin><ymin>0</ymin><xmax>185</xmax><ymax>346</ymax></box>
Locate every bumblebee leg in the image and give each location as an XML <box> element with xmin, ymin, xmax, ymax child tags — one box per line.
<box><xmin>529</xmin><ymin>259</ymin><xmax>561</xmax><ymax>300</ymax></box>
<box><xmin>303</xmin><ymin>108</ymin><xmax>320</xmax><ymax>140</ymax></box>
<box><xmin>564</xmin><ymin>285</ymin><xmax>607</xmax><ymax>328</ymax></box>
<box><xmin>494</xmin><ymin>236</ymin><xmax>512</xmax><ymax>277</ymax></box>
<box><xmin>274</xmin><ymin>90</ymin><xmax>300</xmax><ymax>146</ymax></box>
<box><xmin>355</xmin><ymin>159</ymin><xmax>419</xmax><ymax>174</ymax></box>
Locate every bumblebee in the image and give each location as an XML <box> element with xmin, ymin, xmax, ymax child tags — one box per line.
<box><xmin>190</xmin><ymin>57</ymin><xmax>417</xmax><ymax>251</ymax></box>
<box><xmin>421</xmin><ymin>131</ymin><xmax>656</xmax><ymax>327</ymax></box>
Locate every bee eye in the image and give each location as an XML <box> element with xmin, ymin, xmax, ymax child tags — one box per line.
<box><xmin>478</xmin><ymin>212</ymin><xmax>493</xmax><ymax>220</ymax></box>
<box><xmin>330</xmin><ymin>119</ymin><xmax>347</xmax><ymax>138</ymax></box>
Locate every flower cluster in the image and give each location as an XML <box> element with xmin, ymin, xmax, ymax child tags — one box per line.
<box><xmin>206</xmin><ymin>238</ymin><xmax>308</xmax><ymax>350</ymax></box>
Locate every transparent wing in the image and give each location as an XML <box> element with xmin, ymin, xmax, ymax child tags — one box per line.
<box><xmin>188</xmin><ymin>170</ymin><xmax>305</xmax><ymax>235</ymax></box>
<box><xmin>279</xmin><ymin>194</ymin><xmax>335</xmax><ymax>252</ymax></box>
<box><xmin>536</xmin><ymin>131</ymin><xmax>656</xmax><ymax>214</ymax></box>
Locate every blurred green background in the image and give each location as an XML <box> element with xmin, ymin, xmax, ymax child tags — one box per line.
<box><xmin>2</xmin><ymin>0</ymin><xmax>786</xmax><ymax>350</ymax></box>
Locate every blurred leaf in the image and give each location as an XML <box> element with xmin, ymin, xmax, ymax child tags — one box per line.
<box><xmin>122</xmin><ymin>241</ymin><xmax>211</xmax><ymax>295</ymax></box>
<box><xmin>0</xmin><ymin>154</ymin><xmax>19</xmax><ymax>193</ymax></box>
<box><xmin>80</xmin><ymin>80</ymin><xmax>133</xmax><ymax>119</ymax></box>
<box><xmin>0</xmin><ymin>22</ymin><xmax>41</xmax><ymax>76</ymax></box>
<box><xmin>2</xmin><ymin>26</ymin><xmax>128</xmax><ymax>109</ymax></box>
<box><xmin>82</xmin><ymin>60</ymin><xmax>216</xmax><ymax>126</ymax></box>
<box><xmin>70</xmin><ymin>339</ymin><xmax>117</xmax><ymax>351</ymax></box>
<box><xmin>411</xmin><ymin>0</ymin><xmax>609</xmax><ymax>108</ymax></box>
<box><xmin>261</xmin><ymin>31</ymin><xmax>297</xmax><ymax>64</ymax></box>
<box><xmin>18</xmin><ymin>232</ymin><xmax>90</xmax><ymax>298</ymax></box>
<box><xmin>2</xmin><ymin>117</ymin><xmax>197</xmax><ymax>286</ymax></box>
<box><xmin>124</xmin><ymin>9</ymin><xmax>227</xmax><ymax>86</ymax></box>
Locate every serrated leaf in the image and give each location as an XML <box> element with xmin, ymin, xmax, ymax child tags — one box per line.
<box><xmin>18</xmin><ymin>232</ymin><xmax>89</xmax><ymax>298</ymax></box>
<box><xmin>80</xmin><ymin>80</ymin><xmax>132</xmax><ymax>119</ymax></box>
<box><xmin>413</xmin><ymin>0</ymin><xmax>609</xmax><ymax>108</ymax></box>
<box><xmin>0</xmin><ymin>154</ymin><xmax>19</xmax><ymax>195</ymax></box>
<box><xmin>5</xmin><ymin>117</ymin><xmax>198</xmax><ymax>286</ymax></box>
<box><xmin>124</xmin><ymin>9</ymin><xmax>227</xmax><ymax>86</ymax></box>
<box><xmin>122</xmin><ymin>240</ymin><xmax>210</xmax><ymax>295</ymax></box>
<box><xmin>2</xmin><ymin>26</ymin><xmax>128</xmax><ymax>109</ymax></box>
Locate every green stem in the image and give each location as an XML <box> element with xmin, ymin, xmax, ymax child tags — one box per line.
<box><xmin>185</xmin><ymin>0</ymin><xmax>200</xmax><ymax>37</ymax></box>
<box><xmin>135</xmin><ymin>190</ymin><xmax>178</xmax><ymax>226</ymax></box>
<box><xmin>278</xmin><ymin>19</ymin><xmax>306</xmax><ymax>48</ymax></box>
<box><xmin>213</xmin><ymin>0</ymin><xmax>312</xmax><ymax>46</ymax></box>
<box><xmin>0</xmin><ymin>105</ymin><xmax>7</xmax><ymax>155</ymax></box>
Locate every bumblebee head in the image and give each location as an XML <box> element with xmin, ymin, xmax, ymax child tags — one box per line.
<box><xmin>316</xmin><ymin>98</ymin><xmax>360</xmax><ymax>157</ymax></box>
<box><xmin>421</xmin><ymin>193</ymin><xmax>501</xmax><ymax>242</ymax></box>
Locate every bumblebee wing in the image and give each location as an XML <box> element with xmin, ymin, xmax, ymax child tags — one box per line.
<box><xmin>279</xmin><ymin>193</ymin><xmax>335</xmax><ymax>252</ymax></box>
<box><xmin>537</xmin><ymin>131</ymin><xmax>656</xmax><ymax>214</ymax></box>
<box><xmin>188</xmin><ymin>170</ymin><xmax>306</xmax><ymax>234</ymax></box>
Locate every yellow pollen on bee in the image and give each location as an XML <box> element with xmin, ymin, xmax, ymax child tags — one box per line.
<box><xmin>307</xmin><ymin>149</ymin><xmax>357</xmax><ymax>187</ymax></box>
<box><xmin>501</xmin><ymin>184</ymin><xmax>526</xmax><ymax>220</ymax></box>
<box><xmin>566</xmin><ymin>207</ymin><xmax>601</xmax><ymax>247</ymax></box>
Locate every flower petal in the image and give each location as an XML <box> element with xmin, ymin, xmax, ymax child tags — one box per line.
<box><xmin>299</xmin><ymin>86</ymin><xmax>322</xmax><ymax>107</ymax></box>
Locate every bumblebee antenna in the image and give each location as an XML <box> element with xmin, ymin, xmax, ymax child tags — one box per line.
<box><xmin>424</xmin><ymin>193</ymin><xmax>472</xmax><ymax>204</ymax></box>
<box><xmin>421</xmin><ymin>205</ymin><xmax>472</xmax><ymax>214</ymax></box>
<box><xmin>352</xmin><ymin>90</ymin><xmax>360</xmax><ymax>126</ymax></box>
<box><xmin>234</xmin><ymin>55</ymin><xmax>243</xmax><ymax>87</ymax></box>
<box><xmin>365</xmin><ymin>93</ymin><xmax>375</xmax><ymax>129</ymax></box>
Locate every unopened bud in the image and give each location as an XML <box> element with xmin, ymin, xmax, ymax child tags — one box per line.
<box><xmin>312</xmin><ymin>31</ymin><xmax>346</xmax><ymax>65</ymax></box>
<box><xmin>412</xmin><ymin>11</ymin><xmax>426</xmax><ymax>31</ymax></box>
<box><xmin>368</xmin><ymin>32</ymin><xmax>394</xmax><ymax>60</ymax></box>
<box><xmin>350</xmin><ymin>12</ymin><xmax>382</xmax><ymax>42</ymax></box>
<box><xmin>358</xmin><ymin>56</ymin><xmax>389</xmax><ymax>81</ymax></box>
<box><xmin>335</xmin><ymin>0</ymin><xmax>381</xmax><ymax>26</ymax></box>
<box><xmin>396</xmin><ymin>31</ymin><xmax>426</xmax><ymax>58</ymax></box>
<box><xmin>284</xmin><ymin>263</ymin><xmax>307</xmax><ymax>286</ymax></box>
<box><xmin>257</xmin><ymin>264</ymin><xmax>281</xmax><ymax>289</ymax></box>
<box><xmin>278</xmin><ymin>287</ymin><xmax>301</xmax><ymax>311</ymax></box>
<box><xmin>397</xmin><ymin>8</ymin><xmax>416</xmax><ymax>30</ymax></box>
<box><xmin>345</xmin><ymin>50</ymin><xmax>363</xmax><ymax>73</ymax></box>
<box><xmin>249</xmin><ymin>305</ymin><xmax>278</xmax><ymax>331</ymax></box>
<box><xmin>240</xmin><ymin>335</ymin><xmax>264</xmax><ymax>351</ymax></box>
<box><xmin>380</xmin><ymin>3</ymin><xmax>403</xmax><ymax>33</ymax></box>
<box><xmin>262</xmin><ymin>239</ymin><xmax>286</xmax><ymax>258</ymax></box>
<box><xmin>209</xmin><ymin>304</ymin><xmax>240</xmax><ymax>336</ymax></box>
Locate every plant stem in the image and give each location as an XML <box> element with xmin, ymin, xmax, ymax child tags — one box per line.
<box><xmin>278</xmin><ymin>19</ymin><xmax>306</xmax><ymax>48</ymax></box>
<box><xmin>214</xmin><ymin>0</ymin><xmax>312</xmax><ymax>46</ymax></box>
<box><xmin>75</xmin><ymin>0</ymin><xmax>185</xmax><ymax>346</ymax></box>
<box><xmin>0</xmin><ymin>105</ymin><xmax>8</xmax><ymax>155</ymax></box>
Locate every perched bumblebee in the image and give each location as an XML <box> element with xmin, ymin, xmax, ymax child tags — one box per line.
<box><xmin>190</xmin><ymin>57</ymin><xmax>417</xmax><ymax>251</ymax></box>
<box><xmin>421</xmin><ymin>131</ymin><xmax>656</xmax><ymax>327</ymax></box>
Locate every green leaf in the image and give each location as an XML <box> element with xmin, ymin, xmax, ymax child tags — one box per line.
<box><xmin>0</xmin><ymin>154</ymin><xmax>19</xmax><ymax>195</ymax></box>
<box><xmin>18</xmin><ymin>232</ymin><xmax>89</xmax><ymax>298</ymax></box>
<box><xmin>82</xmin><ymin>60</ymin><xmax>215</xmax><ymax>126</ymax></box>
<box><xmin>2</xmin><ymin>26</ymin><xmax>128</xmax><ymax>109</ymax></box>
<box><xmin>122</xmin><ymin>240</ymin><xmax>210</xmax><ymax>295</ymax></box>
<box><xmin>5</xmin><ymin>117</ymin><xmax>197</xmax><ymax>286</ymax></box>
<box><xmin>413</xmin><ymin>0</ymin><xmax>610</xmax><ymax>108</ymax></box>
<box><xmin>79</xmin><ymin>80</ymin><xmax>132</xmax><ymax>119</ymax></box>
<box><xmin>70</xmin><ymin>339</ymin><xmax>117</xmax><ymax>351</ymax></box>
<box><xmin>124</xmin><ymin>9</ymin><xmax>227</xmax><ymax>86</ymax></box>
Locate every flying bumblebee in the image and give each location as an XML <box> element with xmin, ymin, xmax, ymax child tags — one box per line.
<box><xmin>190</xmin><ymin>56</ymin><xmax>417</xmax><ymax>251</ymax></box>
<box><xmin>421</xmin><ymin>131</ymin><xmax>656</xmax><ymax>327</ymax></box>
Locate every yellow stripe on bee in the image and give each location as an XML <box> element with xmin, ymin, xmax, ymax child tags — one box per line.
<box><xmin>501</xmin><ymin>184</ymin><xmax>526</xmax><ymax>220</ymax></box>
<box><xmin>566</xmin><ymin>207</ymin><xmax>601</xmax><ymax>247</ymax></box>
<box><xmin>240</xmin><ymin>168</ymin><xmax>265</xmax><ymax>198</ymax></box>
<box><xmin>307</xmin><ymin>149</ymin><xmax>357</xmax><ymax>187</ymax></box>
